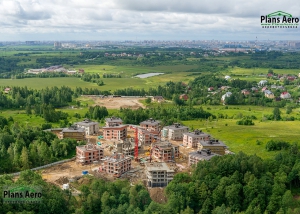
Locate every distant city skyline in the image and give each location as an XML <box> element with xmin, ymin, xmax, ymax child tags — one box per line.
<box><xmin>0</xmin><ymin>0</ymin><xmax>299</xmax><ymax>41</ymax></box>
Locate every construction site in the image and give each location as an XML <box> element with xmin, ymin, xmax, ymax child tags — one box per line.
<box><xmin>39</xmin><ymin>119</ymin><xmax>229</xmax><ymax>201</ymax></box>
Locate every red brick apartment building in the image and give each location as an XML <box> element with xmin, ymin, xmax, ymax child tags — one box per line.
<box><xmin>138</xmin><ymin>118</ymin><xmax>160</xmax><ymax>144</ymax></box>
<box><xmin>103</xmin><ymin>117</ymin><xmax>127</xmax><ymax>140</ymax></box>
<box><xmin>101</xmin><ymin>153</ymin><xmax>132</xmax><ymax>177</ymax></box>
<box><xmin>152</xmin><ymin>141</ymin><xmax>179</xmax><ymax>162</ymax></box>
<box><xmin>76</xmin><ymin>144</ymin><xmax>104</xmax><ymax>165</ymax></box>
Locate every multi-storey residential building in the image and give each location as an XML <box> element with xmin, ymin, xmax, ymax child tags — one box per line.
<box><xmin>183</xmin><ymin>130</ymin><xmax>210</xmax><ymax>148</ymax></box>
<box><xmin>76</xmin><ymin>144</ymin><xmax>104</xmax><ymax>165</ymax></box>
<box><xmin>138</xmin><ymin>118</ymin><xmax>160</xmax><ymax>144</ymax></box>
<box><xmin>152</xmin><ymin>141</ymin><xmax>179</xmax><ymax>162</ymax></box>
<box><xmin>198</xmin><ymin>139</ymin><xmax>227</xmax><ymax>155</ymax></box>
<box><xmin>105</xmin><ymin>117</ymin><xmax>123</xmax><ymax>126</ymax></box>
<box><xmin>101</xmin><ymin>153</ymin><xmax>131</xmax><ymax>177</ymax></box>
<box><xmin>145</xmin><ymin>162</ymin><xmax>174</xmax><ymax>187</ymax></box>
<box><xmin>103</xmin><ymin>117</ymin><xmax>127</xmax><ymax>140</ymax></box>
<box><xmin>75</xmin><ymin>118</ymin><xmax>99</xmax><ymax>136</ymax></box>
<box><xmin>162</xmin><ymin>123</ymin><xmax>189</xmax><ymax>141</ymax></box>
<box><xmin>59</xmin><ymin>126</ymin><xmax>86</xmax><ymax>141</ymax></box>
<box><xmin>188</xmin><ymin>149</ymin><xmax>219</xmax><ymax>166</ymax></box>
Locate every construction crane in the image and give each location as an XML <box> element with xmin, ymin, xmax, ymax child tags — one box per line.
<box><xmin>130</xmin><ymin>125</ymin><xmax>139</xmax><ymax>162</ymax></box>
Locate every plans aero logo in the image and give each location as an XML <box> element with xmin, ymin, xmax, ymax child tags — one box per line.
<box><xmin>261</xmin><ymin>11</ymin><xmax>299</xmax><ymax>28</ymax></box>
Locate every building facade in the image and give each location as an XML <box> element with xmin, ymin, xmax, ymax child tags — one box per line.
<box><xmin>152</xmin><ymin>141</ymin><xmax>179</xmax><ymax>162</ymax></box>
<box><xmin>183</xmin><ymin>130</ymin><xmax>210</xmax><ymax>148</ymax></box>
<box><xmin>198</xmin><ymin>139</ymin><xmax>227</xmax><ymax>155</ymax></box>
<box><xmin>75</xmin><ymin>118</ymin><xmax>99</xmax><ymax>136</ymax></box>
<box><xmin>59</xmin><ymin>126</ymin><xmax>86</xmax><ymax>141</ymax></box>
<box><xmin>138</xmin><ymin>118</ymin><xmax>161</xmax><ymax>144</ymax></box>
<box><xmin>101</xmin><ymin>153</ymin><xmax>132</xmax><ymax>177</ymax></box>
<box><xmin>162</xmin><ymin>123</ymin><xmax>189</xmax><ymax>141</ymax></box>
<box><xmin>76</xmin><ymin>144</ymin><xmax>104</xmax><ymax>164</ymax></box>
<box><xmin>145</xmin><ymin>162</ymin><xmax>174</xmax><ymax>188</ymax></box>
<box><xmin>188</xmin><ymin>149</ymin><xmax>219</xmax><ymax>166</ymax></box>
<box><xmin>103</xmin><ymin>117</ymin><xmax>127</xmax><ymax>140</ymax></box>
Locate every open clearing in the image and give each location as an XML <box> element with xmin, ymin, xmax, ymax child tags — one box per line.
<box><xmin>86</xmin><ymin>96</ymin><xmax>146</xmax><ymax>109</ymax></box>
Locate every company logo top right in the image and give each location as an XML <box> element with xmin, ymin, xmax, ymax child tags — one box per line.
<box><xmin>261</xmin><ymin>11</ymin><xmax>299</xmax><ymax>28</ymax></box>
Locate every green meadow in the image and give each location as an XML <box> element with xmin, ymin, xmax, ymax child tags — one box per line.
<box><xmin>182</xmin><ymin>119</ymin><xmax>300</xmax><ymax>159</ymax></box>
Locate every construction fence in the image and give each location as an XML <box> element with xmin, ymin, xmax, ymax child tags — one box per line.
<box><xmin>1</xmin><ymin>157</ymin><xmax>76</xmax><ymax>177</ymax></box>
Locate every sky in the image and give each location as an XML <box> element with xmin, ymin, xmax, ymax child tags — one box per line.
<box><xmin>0</xmin><ymin>0</ymin><xmax>299</xmax><ymax>41</ymax></box>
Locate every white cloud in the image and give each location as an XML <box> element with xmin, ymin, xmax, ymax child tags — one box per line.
<box><xmin>0</xmin><ymin>0</ymin><xmax>299</xmax><ymax>40</ymax></box>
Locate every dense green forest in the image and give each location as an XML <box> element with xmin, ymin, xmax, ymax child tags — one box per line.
<box><xmin>1</xmin><ymin>150</ymin><xmax>299</xmax><ymax>214</ymax></box>
<box><xmin>0</xmin><ymin>117</ymin><xmax>79</xmax><ymax>173</ymax></box>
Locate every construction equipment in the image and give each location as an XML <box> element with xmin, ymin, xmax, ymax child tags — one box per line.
<box><xmin>130</xmin><ymin>126</ymin><xmax>139</xmax><ymax>162</ymax></box>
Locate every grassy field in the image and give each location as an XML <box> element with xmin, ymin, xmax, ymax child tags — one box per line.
<box><xmin>202</xmin><ymin>105</ymin><xmax>300</xmax><ymax>120</ymax></box>
<box><xmin>226</xmin><ymin>67</ymin><xmax>300</xmax><ymax>76</ymax></box>
<box><xmin>182</xmin><ymin>119</ymin><xmax>300</xmax><ymax>159</ymax></box>
<box><xmin>0</xmin><ymin>77</ymin><xmax>149</xmax><ymax>90</ymax></box>
<box><xmin>0</xmin><ymin>64</ymin><xmax>195</xmax><ymax>90</ymax></box>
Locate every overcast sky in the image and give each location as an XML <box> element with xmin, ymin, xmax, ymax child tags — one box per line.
<box><xmin>0</xmin><ymin>0</ymin><xmax>299</xmax><ymax>41</ymax></box>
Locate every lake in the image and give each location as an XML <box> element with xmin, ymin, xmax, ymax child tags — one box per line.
<box><xmin>134</xmin><ymin>73</ymin><xmax>164</xmax><ymax>78</ymax></box>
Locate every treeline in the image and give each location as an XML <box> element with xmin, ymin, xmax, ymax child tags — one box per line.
<box><xmin>0</xmin><ymin>117</ymin><xmax>78</xmax><ymax>173</ymax></box>
<box><xmin>2</xmin><ymin>150</ymin><xmax>299</xmax><ymax>213</ymax></box>
<box><xmin>116</xmin><ymin>106</ymin><xmax>214</xmax><ymax>125</ymax></box>
<box><xmin>103</xmin><ymin>73</ymin><xmax>121</xmax><ymax>78</ymax></box>
<box><xmin>85</xmin><ymin>105</ymin><xmax>109</xmax><ymax>120</ymax></box>
<box><xmin>164</xmin><ymin>150</ymin><xmax>300</xmax><ymax>214</ymax></box>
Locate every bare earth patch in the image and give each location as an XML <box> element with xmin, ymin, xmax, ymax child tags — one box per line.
<box><xmin>89</xmin><ymin>97</ymin><xmax>145</xmax><ymax>109</ymax></box>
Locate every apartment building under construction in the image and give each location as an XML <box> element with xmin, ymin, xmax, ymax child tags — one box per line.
<box><xmin>145</xmin><ymin>162</ymin><xmax>174</xmax><ymax>187</ymax></box>
<box><xmin>188</xmin><ymin>149</ymin><xmax>219</xmax><ymax>166</ymax></box>
<box><xmin>101</xmin><ymin>153</ymin><xmax>132</xmax><ymax>177</ymax></box>
<box><xmin>183</xmin><ymin>129</ymin><xmax>210</xmax><ymax>148</ymax></box>
<box><xmin>138</xmin><ymin>118</ymin><xmax>161</xmax><ymax>144</ymax></box>
<box><xmin>152</xmin><ymin>141</ymin><xmax>179</xmax><ymax>162</ymax></box>
<box><xmin>103</xmin><ymin>117</ymin><xmax>127</xmax><ymax>140</ymax></box>
<box><xmin>76</xmin><ymin>144</ymin><xmax>104</xmax><ymax>165</ymax></box>
<box><xmin>198</xmin><ymin>139</ymin><xmax>227</xmax><ymax>155</ymax></box>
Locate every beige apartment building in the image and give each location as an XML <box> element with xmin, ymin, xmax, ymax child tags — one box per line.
<box><xmin>183</xmin><ymin>130</ymin><xmax>210</xmax><ymax>148</ymax></box>
<box><xmin>198</xmin><ymin>139</ymin><xmax>227</xmax><ymax>155</ymax></box>
<box><xmin>162</xmin><ymin>123</ymin><xmax>189</xmax><ymax>141</ymax></box>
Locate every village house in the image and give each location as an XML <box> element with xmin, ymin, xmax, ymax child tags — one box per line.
<box><xmin>225</xmin><ymin>75</ymin><xmax>231</xmax><ymax>80</ymax></box>
<box><xmin>179</xmin><ymin>94</ymin><xmax>189</xmax><ymax>101</ymax></box>
<box><xmin>103</xmin><ymin>117</ymin><xmax>127</xmax><ymax>140</ymax></box>
<box><xmin>145</xmin><ymin>162</ymin><xmax>174</xmax><ymax>188</ymax></box>
<box><xmin>208</xmin><ymin>87</ymin><xmax>214</xmax><ymax>91</ymax></box>
<box><xmin>264</xmin><ymin>90</ymin><xmax>275</xmax><ymax>99</ymax></box>
<box><xmin>188</xmin><ymin>149</ymin><xmax>219</xmax><ymax>166</ymax></box>
<box><xmin>221</xmin><ymin>92</ymin><xmax>232</xmax><ymax>103</ymax></box>
<box><xmin>251</xmin><ymin>87</ymin><xmax>259</xmax><ymax>93</ymax></box>
<box><xmin>100</xmin><ymin>153</ymin><xmax>131</xmax><ymax>177</ymax></box>
<box><xmin>261</xmin><ymin>86</ymin><xmax>268</xmax><ymax>92</ymax></box>
<box><xmin>220</xmin><ymin>86</ymin><xmax>231</xmax><ymax>91</ymax></box>
<box><xmin>287</xmin><ymin>76</ymin><xmax>296</xmax><ymax>81</ymax></box>
<box><xmin>162</xmin><ymin>123</ymin><xmax>189</xmax><ymax>141</ymax></box>
<box><xmin>280</xmin><ymin>91</ymin><xmax>291</xmax><ymax>99</ymax></box>
<box><xmin>4</xmin><ymin>88</ymin><xmax>11</xmax><ymax>94</ymax></box>
<box><xmin>76</xmin><ymin>144</ymin><xmax>104</xmax><ymax>165</ymax></box>
<box><xmin>183</xmin><ymin>130</ymin><xmax>210</xmax><ymax>148</ymax></box>
<box><xmin>152</xmin><ymin>96</ymin><xmax>164</xmax><ymax>103</ymax></box>
<box><xmin>75</xmin><ymin>118</ymin><xmax>99</xmax><ymax>136</ymax></box>
<box><xmin>258</xmin><ymin>80</ymin><xmax>268</xmax><ymax>86</ymax></box>
<box><xmin>198</xmin><ymin>139</ymin><xmax>227</xmax><ymax>155</ymax></box>
<box><xmin>241</xmin><ymin>89</ymin><xmax>250</xmax><ymax>95</ymax></box>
